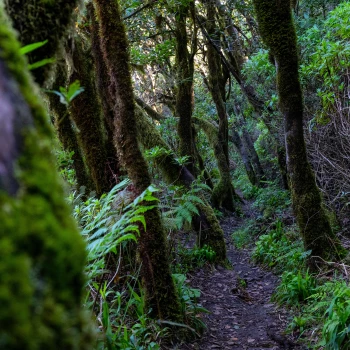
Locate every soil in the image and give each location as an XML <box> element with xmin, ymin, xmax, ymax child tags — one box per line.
<box><xmin>169</xmin><ymin>210</ymin><xmax>307</xmax><ymax>350</ymax></box>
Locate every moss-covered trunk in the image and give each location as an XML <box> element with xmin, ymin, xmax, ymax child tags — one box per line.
<box><xmin>48</xmin><ymin>61</ymin><xmax>93</xmax><ymax>191</ymax></box>
<box><xmin>5</xmin><ymin>0</ymin><xmax>80</xmax><ymax>86</ymax></box>
<box><xmin>93</xmin><ymin>0</ymin><xmax>182</xmax><ymax>320</ymax></box>
<box><xmin>211</xmin><ymin>0</ymin><xmax>288</xmax><ymax>189</ymax></box>
<box><xmin>0</xmin><ymin>10</ymin><xmax>92</xmax><ymax>348</ymax></box>
<box><xmin>242</xmin><ymin>129</ymin><xmax>266</xmax><ymax>186</ymax></box>
<box><xmin>68</xmin><ymin>37</ymin><xmax>111</xmax><ymax>197</ymax></box>
<box><xmin>194</xmin><ymin>117</ymin><xmax>240</xmax><ymax>211</ymax></box>
<box><xmin>88</xmin><ymin>4</ymin><xmax>121</xmax><ymax>186</ymax></box>
<box><xmin>135</xmin><ymin>106</ymin><xmax>227</xmax><ymax>262</ymax></box>
<box><xmin>231</xmin><ymin>130</ymin><xmax>258</xmax><ymax>186</ymax></box>
<box><xmin>203</xmin><ymin>0</ymin><xmax>237</xmax><ymax>211</ymax></box>
<box><xmin>253</xmin><ymin>0</ymin><xmax>344</xmax><ymax>265</ymax></box>
<box><xmin>174</xmin><ymin>3</ymin><xmax>196</xmax><ymax>175</ymax></box>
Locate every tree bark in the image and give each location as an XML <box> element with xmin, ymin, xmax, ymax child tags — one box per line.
<box><xmin>174</xmin><ymin>3</ymin><xmax>197</xmax><ymax>175</ymax></box>
<box><xmin>5</xmin><ymin>0</ymin><xmax>80</xmax><ymax>86</ymax></box>
<box><xmin>231</xmin><ymin>130</ymin><xmax>258</xmax><ymax>186</ymax></box>
<box><xmin>68</xmin><ymin>37</ymin><xmax>111</xmax><ymax>197</ymax></box>
<box><xmin>48</xmin><ymin>61</ymin><xmax>93</xmax><ymax>191</ymax></box>
<box><xmin>253</xmin><ymin>0</ymin><xmax>344</xmax><ymax>265</ymax></box>
<box><xmin>93</xmin><ymin>0</ymin><xmax>182</xmax><ymax>320</ymax></box>
<box><xmin>88</xmin><ymin>4</ymin><xmax>121</xmax><ymax>187</ymax></box>
<box><xmin>193</xmin><ymin>117</ymin><xmax>241</xmax><ymax>211</ymax></box>
<box><xmin>201</xmin><ymin>0</ymin><xmax>237</xmax><ymax>211</ymax></box>
<box><xmin>0</xmin><ymin>10</ymin><xmax>92</xmax><ymax>348</ymax></box>
<box><xmin>202</xmin><ymin>1</ymin><xmax>289</xmax><ymax>189</ymax></box>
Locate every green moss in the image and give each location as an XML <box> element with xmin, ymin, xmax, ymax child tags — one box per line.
<box><xmin>94</xmin><ymin>0</ymin><xmax>182</xmax><ymax>321</ymax></box>
<box><xmin>68</xmin><ymin>36</ymin><xmax>110</xmax><ymax>196</ymax></box>
<box><xmin>197</xmin><ymin>202</ymin><xmax>227</xmax><ymax>264</ymax></box>
<box><xmin>193</xmin><ymin>117</ymin><xmax>239</xmax><ymax>212</ymax></box>
<box><xmin>49</xmin><ymin>61</ymin><xmax>93</xmax><ymax>190</ymax></box>
<box><xmin>5</xmin><ymin>0</ymin><xmax>80</xmax><ymax>86</ymax></box>
<box><xmin>174</xmin><ymin>3</ymin><xmax>196</xmax><ymax>175</ymax></box>
<box><xmin>0</xmin><ymin>8</ymin><xmax>92</xmax><ymax>349</ymax></box>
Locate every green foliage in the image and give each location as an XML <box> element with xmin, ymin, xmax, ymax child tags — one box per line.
<box><xmin>55</xmin><ymin>148</ymin><xmax>76</xmax><ymax>186</ymax></box>
<box><xmin>72</xmin><ymin>179</ymin><xmax>158</xmax><ymax>279</ymax></box>
<box><xmin>300</xmin><ymin>2</ymin><xmax>350</xmax><ymax>125</ymax></box>
<box><xmin>252</xmin><ymin>185</ymin><xmax>291</xmax><ymax>219</ymax></box>
<box><xmin>273</xmin><ymin>270</ymin><xmax>317</xmax><ymax>307</ymax></box>
<box><xmin>242</xmin><ymin>49</ymin><xmax>275</xmax><ymax>100</ymax></box>
<box><xmin>231</xmin><ymin>220</ymin><xmax>259</xmax><ymax>249</ymax></box>
<box><xmin>19</xmin><ymin>39</ymin><xmax>56</xmax><ymax>70</ymax></box>
<box><xmin>74</xmin><ymin>181</ymin><xmax>169</xmax><ymax>349</ymax></box>
<box><xmin>252</xmin><ymin>220</ymin><xmax>309</xmax><ymax>272</ymax></box>
<box><xmin>51</xmin><ymin>80</ymin><xmax>85</xmax><ymax>106</ymax></box>
<box><xmin>172</xmin><ymin>274</ymin><xmax>208</xmax><ymax>334</ymax></box>
<box><xmin>161</xmin><ymin>182</ymin><xmax>209</xmax><ymax>230</ymax></box>
<box><xmin>321</xmin><ymin>284</ymin><xmax>350</xmax><ymax>349</ymax></box>
<box><xmin>19</xmin><ymin>39</ymin><xmax>48</xmax><ymax>55</ymax></box>
<box><xmin>174</xmin><ymin>245</ymin><xmax>217</xmax><ymax>273</ymax></box>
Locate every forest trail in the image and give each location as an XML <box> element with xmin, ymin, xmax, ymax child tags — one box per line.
<box><xmin>179</xmin><ymin>210</ymin><xmax>305</xmax><ymax>350</ymax></box>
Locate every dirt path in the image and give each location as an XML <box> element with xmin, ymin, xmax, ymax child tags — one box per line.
<box><xmin>177</xmin><ymin>215</ymin><xmax>306</xmax><ymax>350</ymax></box>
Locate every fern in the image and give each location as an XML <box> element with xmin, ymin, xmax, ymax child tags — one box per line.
<box><xmin>73</xmin><ymin>180</ymin><xmax>159</xmax><ymax>278</ymax></box>
<box><xmin>161</xmin><ymin>183</ymin><xmax>206</xmax><ymax>230</ymax></box>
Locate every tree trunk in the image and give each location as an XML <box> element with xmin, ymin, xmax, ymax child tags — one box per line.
<box><xmin>93</xmin><ymin>0</ymin><xmax>182</xmax><ymax>320</ymax></box>
<box><xmin>253</xmin><ymin>0</ymin><xmax>344</xmax><ymax>265</ymax></box>
<box><xmin>135</xmin><ymin>107</ymin><xmax>227</xmax><ymax>262</ymax></box>
<box><xmin>0</xmin><ymin>11</ymin><xmax>92</xmax><ymax>348</ymax></box>
<box><xmin>5</xmin><ymin>0</ymin><xmax>80</xmax><ymax>86</ymax></box>
<box><xmin>88</xmin><ymin>4</ymin><xmax>121</xmax><ymax>187</ymax></box>
<box><xmin>68</xmin><ymin>37</ymin><xmax>111</xmax><ymax>197</ymax></box>
<box><xmin>204</xmin><ymin>1</ymin><xmax>289</xmax><ymax>189</ymax></box>
<box><xmin>48</xmin><ymin>61</ymin><xmax>93</xmax><ymax>191</ymax></box>
<box><xmin>241</xmin><ymin>129</ymin><xmax>266</xmax><ymax>186</ymax></box>
<box><xmin>174</xmin><ymin>3</ymin><xmax>196</xmax><ymax>175</ymax></box>
<box><xmin>193</xmin><ymin>117</ymin><xmax>241</xmax><ymax>211</ymax></box>
<box><xmin>202</xmin><ymin>0</ymin><xmax>237</xmax><ymax>211</ymax></box>
<box><xmin>231</xmin><ymin>130</ymin><xmax>258</xmax><ymax>186</ymax></box>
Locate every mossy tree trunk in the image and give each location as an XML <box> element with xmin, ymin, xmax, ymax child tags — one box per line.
<box><xmin>241</xmin><ymin>129</ymin><xmax>266</xmax><ymax>186</ymax></box>
<box><xmin>193</xmin><ymin>117</ymin><xmax>240</xmax><ymax>211</ymax></box>
<box><xmin>48</xmin><ymin>60</ymin><xmax>93</xmax><ymax>191</ymax></box>
<box><xmin>135</xmin><ymin>107</ymin><xmax>227</xmax><ymax>263</ymax></box>
<box><xmin>88</xmin><ymin>3</ymin><xmax>121</xmax><ymax>187</ymax></box>
<box><xmin>0</xmin><ymin>10</ymin><xmax>92</xmax><ymax>349</ymax></box>
<box><xmin>202</xmin><ymin>0</ymin><xmax>237</xmax><ymax>211</ymax></box>
<box><xmin>93</xmin><ymin>0</ymin><xmax>182</xmax><ymax>320</ymax></box>
<box><xmin>231</xmin><ymin>130</ymin><xmax>258</xmax><ymax>186</ymax></box>
<box><xmin>209</xmin><ymin>0</ymin><xmax>289</xmax><ymax>189</ymax></box>
<box><xmin>5</xmin><ymin>0</ymin><xmax>80</xmax><ymax>86</ymax></box>
<box><xmin>67</xmin><ymin>37</ymin><xmax>111</xmax><ymax>197</ymax></box>
<box><xmin>174</xmin><ymin>2</ymin><xmax>197</xmax><ymax>175</ymax></box>
<box><xmin>253</xmin><ymin>0</ymin><xmax>344</xmax><ymax>265</ymax></box>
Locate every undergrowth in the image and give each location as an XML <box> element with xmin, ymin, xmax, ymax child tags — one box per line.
<box><xmin>69</xmin><ymin>180</ymin><xmax>210</xmax><ymax>349</ymax></box>
<box><xmin>240</xmin><ymin>181</ymin><xmax>350</xmax><ymax>349</ymax></box>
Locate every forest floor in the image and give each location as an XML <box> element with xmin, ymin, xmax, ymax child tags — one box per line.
<box><xmin>175</xmin><ymin>203</ymin><xmax>307</xmax><ymax>350</ymax></box>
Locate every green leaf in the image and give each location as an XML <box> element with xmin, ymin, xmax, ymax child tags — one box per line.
<box><xmin>28</xmin><ymin>57</ymin><xmax>56</xmax><ymax>70</ymax></box>
<box><xmin>20</xmin><ymin>40</ymin><xmax>48</xmax><ymax>55</ymax></box>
